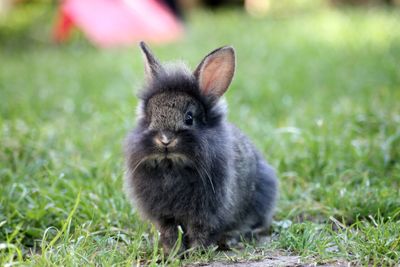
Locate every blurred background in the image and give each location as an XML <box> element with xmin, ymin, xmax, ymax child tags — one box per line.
<box><xmin>1</xmin><ymin>0</ymin><xmax>400</xmax><ymax>265</ymax></box>
<box><xmin>0</xmin><ymin>0</ymin><xmax>399</xmax><ymax>48</ymax></box>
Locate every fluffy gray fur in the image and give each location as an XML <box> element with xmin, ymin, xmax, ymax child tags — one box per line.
<box><xmin>124</xmin><ymin>42</ymin><xmax>278</xmax><ymax>253</ymax></box>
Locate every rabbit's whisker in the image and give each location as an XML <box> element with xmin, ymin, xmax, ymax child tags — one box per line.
<box><xmin>130</xmin><ymin>156</ymin><xmax>152</xmax><ymax>176</ymax></box>
<box><xmin>184</xmin><ymin>158</ymin><xmax>210</xmax><ymax>195</ymax></box>
<box><xmin>200</xmin><ymin>162</ymin><xmax>216</xmax><ymax>194</ymax></box>
<box><xmin>132</xmin><ymin>153</ymin><xmax>215</xmax><ymax>194</ymax></box>
<box><xmin>191</xmin><ymin>160</ymin><xmax>216</xmax><ymax>194</ymax></box>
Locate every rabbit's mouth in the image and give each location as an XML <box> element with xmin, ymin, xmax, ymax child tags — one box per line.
<box><xmin>163</xmin><ymin>147</ymin><xmax>169</xmax><ymax>156</ymax></box>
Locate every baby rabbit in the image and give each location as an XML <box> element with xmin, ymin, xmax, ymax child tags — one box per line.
<box><xmin>124</xmin><ymin>42</ymin><xmax>278</xmax><ymax>254</ymax></box>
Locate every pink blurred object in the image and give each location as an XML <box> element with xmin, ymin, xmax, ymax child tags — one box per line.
<box><xmin>54</xmin><ymin>0</ymin><xmax>184</xmax><ymax>47</ymax></box>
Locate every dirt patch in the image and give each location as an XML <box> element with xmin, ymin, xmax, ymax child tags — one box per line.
<box><xmin>185</xmin><ymin>238</ymin><xmax>349</xmax><ymax>267</ymax></box>
<box><xmin>196</xmin><ymin>255</ymin><xmax>348</xmax><ymax>267</ymax></box>
<box><xmin>205</xmin><ymin>255</ymin><xmax>301</xmax><ymax>267</ymax></box>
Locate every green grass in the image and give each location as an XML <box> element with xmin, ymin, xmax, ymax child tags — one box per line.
<box><xmin>1</xmin><ymin>4</ymin><xmax>400</xmax><ymax>266</ymax></box>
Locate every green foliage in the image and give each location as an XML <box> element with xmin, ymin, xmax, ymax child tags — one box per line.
<box><xmin>1</xmin><ymin>5</ymin><xmax>399</xmax><ymax>266</ymax></box>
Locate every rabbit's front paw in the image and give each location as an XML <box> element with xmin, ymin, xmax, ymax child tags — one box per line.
<box><xmin>159</xmin><ymin>223</ymin><xmax>186</xmax><ymax>255</ymax></box>
<box><xmin>187</xmin><ymin>227</ymin><xmax>216</xmax><ymax>250</ymax></box>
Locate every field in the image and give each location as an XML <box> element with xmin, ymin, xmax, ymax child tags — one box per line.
<box><xmin>1</xmin><ymin>4</ymin><xmax>400</xmax><ymax>266</ymax></box>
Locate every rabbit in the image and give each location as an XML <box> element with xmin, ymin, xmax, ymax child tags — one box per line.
<box><xmin>124</xmin><ymin>42</ymin><xmax>278</xmax><ymax>254</ymax></box>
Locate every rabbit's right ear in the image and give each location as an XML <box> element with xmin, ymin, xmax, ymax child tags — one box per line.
<box><xmin>139</xmin><ymin>41</ymin><xmax>162</xmax><ymax>81</ymax></box>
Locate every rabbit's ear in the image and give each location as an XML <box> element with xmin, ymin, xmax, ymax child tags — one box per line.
<box><xmin>194</xmin><ymin>46</ymin><xmax>235</xmax><ymax>98</ymax></box>
<box><xmin>139</xmin><ymin>41</ymin><xmax>162</xmax><ymax>80</ymax></box>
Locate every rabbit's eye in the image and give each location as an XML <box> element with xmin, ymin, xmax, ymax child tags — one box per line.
<box><xmin>184</xmin><ymin>111</ymin><xmax>193</xmax><ymax>126</ymax></box>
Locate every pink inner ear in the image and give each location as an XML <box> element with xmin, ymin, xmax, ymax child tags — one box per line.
<box><xmin>201</xmin><ymin>57</ymin><xmax>224</xmax><ymax>94</ymax></box>
<box><xmin>199</xmin><ymin>51</ymin><xmax>235</xmax><ymax>97</ymax></box>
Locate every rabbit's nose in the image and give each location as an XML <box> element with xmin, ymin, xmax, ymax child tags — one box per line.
<box><xmin>160</xmin><ymin>134</ymin><xmax>171</xmax><ymax>146</ymax></box>
<box><xmin>155</xmin><ymin>132</ymin><xmax>177</xmax><ymax>147</ymax></box>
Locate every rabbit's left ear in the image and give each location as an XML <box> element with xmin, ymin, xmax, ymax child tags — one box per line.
<box><xmin>194</xmin><ymin>46</ymin><xmax>235</xmax><ymax>98</ymax></box>
<box><xmin>139</xmin><ymin>41</ymin><xmax>162</xmax><ymax>81</ymax></box>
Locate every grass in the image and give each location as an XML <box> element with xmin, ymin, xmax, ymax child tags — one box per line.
<box><xmin>1</xmin><ymin>3</ymin><xmax>400</xmax><ymax>266</ymax></box>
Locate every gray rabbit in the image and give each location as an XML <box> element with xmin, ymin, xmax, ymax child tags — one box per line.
<box><xmin>124</xmin><ymin>42</ymin><xmax>278</xmax><ymax>254</ymax></box>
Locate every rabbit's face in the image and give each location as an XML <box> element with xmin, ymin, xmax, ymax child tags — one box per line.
<box><xmin>138</xmin><ymin>91</ymin><xmax>205</xmax><ymax>164</ymax></box>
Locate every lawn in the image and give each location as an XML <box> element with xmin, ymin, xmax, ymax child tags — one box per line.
<box><xmin>1</xmin><ymin>3</ymin><xmax>400</xmax><ymax>266</ymax></box>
